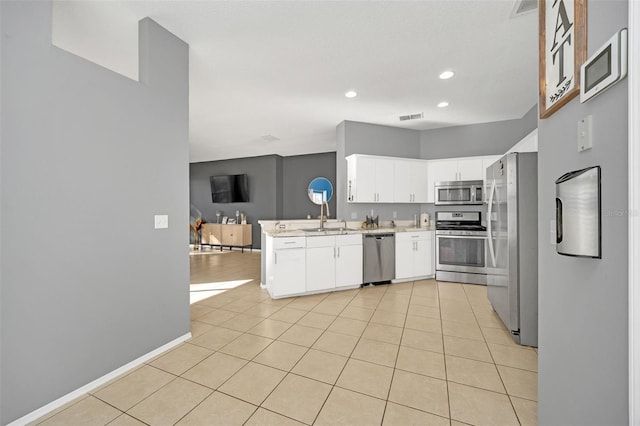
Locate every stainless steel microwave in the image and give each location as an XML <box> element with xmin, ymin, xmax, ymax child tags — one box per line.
<box><xmin>434</xmin><ymin>180</ymin><xmax>483</xmax><ymax>205</ymax></box>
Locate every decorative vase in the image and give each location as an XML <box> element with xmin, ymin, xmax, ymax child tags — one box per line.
<box><xmin>193</xmin><ymin>230</ymin><xmax>201</xmax><ymax>250</ymax></box>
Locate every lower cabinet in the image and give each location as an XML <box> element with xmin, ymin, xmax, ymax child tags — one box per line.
<box><xmin>267</xmin><ymin>236</ymin><xmax>306</xmax><ymax>298</ymax></box>
<box><xmin>395</xmin><ymin>231</ymin><xmax>434</xmax><ymax>280</ymax></box>
<box><xmin>265</xmin><ymin>230</ymin><xmax>433</xmax><ymax>298</ymax></box>
<box><xmin>306</xmin><ymin>236</ymin><xmax>337</xmax><ymax>292</ymax></box>
<box><xmin>335</xmin><ymin>236</ymin><xmax>363</xmax><ymax>288</ymax></box>
<box><xmin>306</xmin><ymin>234</ymin><xmax>363</xmax><ymax>292</ymax></box>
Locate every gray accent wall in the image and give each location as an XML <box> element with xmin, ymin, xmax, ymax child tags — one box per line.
<box><xmin>419</xmin><ymin>105</ymin><xmax>538</xmax><ymax>159</ymax></box>
<box><xmin>190</xmin><ymin>155</ymin><xmax>281</xmax><ymax>250</ymax></box>
<box><xmin>537</xmin><ymin>1</ymin><xmax>629</xmax><ymax>424</ymax></box>
<box><xmin>189</xmin><ymin>152</ymin><xmax>336</xmax><ymax>249</ymax></box>
<box><xmin>0</xmin><ymin>2</ymin><xmax>190</xmax><ymax>424</ymax></box>
<box><xmin>336</xmin><ymin>121</ymin><xmax>422</xmax><ymax>222</ymax></box>
<box><xmin>282</xmin><ymin>152</ymin><xmax>336</xmax><ymax>220</ymax></box>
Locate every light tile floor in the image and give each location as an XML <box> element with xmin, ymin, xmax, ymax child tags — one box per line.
<box><xmin>33</xmin><ymin>250</ymin><xmax>538</xmax><ymax>425</ymax></box>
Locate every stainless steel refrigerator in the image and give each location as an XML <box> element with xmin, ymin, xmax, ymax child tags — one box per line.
<box><xmin>485</xmin><ymin>152</ymin><xmax>538</xmax><ymax>347</ymax></box>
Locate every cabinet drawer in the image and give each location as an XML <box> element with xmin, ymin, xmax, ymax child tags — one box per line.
<box><xmin>396</xmin><ymin>231</ymin><xmax>431</xmax><ymax>242</ymax></box>
<box><xmin>273</xmin><ymin>237</ymin><xmax>306</xmax><ymax>249</ymax></box>
<box><xmin>306</xmin><ymin>235</ymin><xmax>336</xmax><ymax>248</ymax></box>
<box><xmin>336</xmin><ymin>233</ymin><xmax>363</xmax><ymax>246</ymax></box>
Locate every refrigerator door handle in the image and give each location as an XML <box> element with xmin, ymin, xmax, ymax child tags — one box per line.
<box><xmin>487</xmin><ymin>179</ymin><xmax>497</xmax><ymax>268</ymax></box>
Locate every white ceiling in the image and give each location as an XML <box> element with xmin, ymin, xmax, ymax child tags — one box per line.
<box><xmin>52</xmin><ymin>1</ymin><xmax>539</xmax><ymax>163</ymax></box>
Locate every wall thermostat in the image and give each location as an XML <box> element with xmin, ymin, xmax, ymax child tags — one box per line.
<box><xmin>580</xmin><ymin>28</ymin><xmax>627</xmax><ymax>103</ymax></box>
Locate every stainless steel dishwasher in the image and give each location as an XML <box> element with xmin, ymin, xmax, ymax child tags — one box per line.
<box><xmin>363</xmin><ymin>233</ymin><xmax>395</xmax><ymax>284</ymax></box>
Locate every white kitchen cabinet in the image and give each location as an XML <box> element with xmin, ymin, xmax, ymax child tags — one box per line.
<box><xmin>456</xmin><ymin>158</ymin><xmax>484</xmax><ymax>181</ymax></box>
<box><xmin>268</xmin><ymin>236</ymin><xmax>306</xmax><ymax>298</ymax></box>
<box><xmin>394</xmin><ymin>159</ymin><xmax>430</xmax><ymax>203</ymax></box>
<box><xmin>395</xmin><ymin>231</ymin><xmax>434</xmax><ymax>280</ymax></box>
<box><xmin>306</xmin><ymin>234</ymin><xmax>363</xmax><ymax>292</ymax></box>
<box><xmin>335</xmin><ymin>234</ymin><xmax>363</xmax><ymax>288</ymax></box>
<box><xmin>306</xmin><ymin>236</ymin><xmax>337</xmax><ymax>292</ymax></box>
<box><xmin>346</xmin><ymin>154</ymin><xmax>394</xmax><ymax>203</ymax></box>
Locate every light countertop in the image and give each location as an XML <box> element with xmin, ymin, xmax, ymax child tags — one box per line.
<box><xmin>259</xmin><ymin>219</ymin><xmax>435</xmax><ymax>237</ymax></box>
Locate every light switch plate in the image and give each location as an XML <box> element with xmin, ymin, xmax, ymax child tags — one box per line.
<box><xmin>392</xmin><ymin>211</ymin><xmax>397</xmax><ymax>219</ymax></box>
<box><xmin>155</xmin><ymin>214</ymin><xmax>169</xmax><ymax>229</ymax></box>
<box><xmin>550</xmin><ymin>219</ymin><xmax>556</xmax><ymax>245</ymax></box>
<box><xmin>577</xmin><ymin>115</ymin><xmax>593</xmax><ymax>152</ymax></box>
<box><xmin>351</xmin><ymin>212</ymin><xmax>357</xmax><ymax>219</ymax></box>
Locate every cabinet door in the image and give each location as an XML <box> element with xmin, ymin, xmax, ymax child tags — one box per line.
<box><xmin>457</xmin><ymin>158</ymin><xmax>484</xmax><ymax>181</ymax></box>
<box><xmin>306</xmin><ymin>246</ymin><xmax>336</xmax><ymax>292</ymax></box>
<box><xmin>395</xmin><ymin>239</ymin><xmax>416</xmax><ymax>280</ymax></box>
<box><xmin>335</xmin><ymin>243</ymin><xmax>363</xmax><ymax>288</ymax></box>
<box><xmin>202</xmin><ymin>224</ymin><xmax>222</xmax><ymax>245</ymax></box>
<box><xmin>411</xmin><ymin>161</ymin><xmax>430</xmax><ymax>203</ymax></box>
<box><xmin>427</xmin><ymin>160</ymin><xmax>457</xmax><ymax>203</ymax></box>
<box><xmin>393</xmin><ymin>159</ymin><xmax>412</xmax><ymax>203</ymax></box>
<box><xmin>226</xmin><ymin>225</ymin><xmax>244</xmax><ymax>246</ymax></box>
<box><xmin>272</xmin><ymin>248</ymin><xmax>306</xmax><ymax>297</ymax></box>
<box><xmin>241</xmin><ymin>224</ymin><xmax>253</xmax><ymax>246</ymax></box>
<box><xmin>414</xmin><ymin>236</ymin><xmax>434</xmax><ymax>277</ymax></box>
<box><xmin>375</xmin><ymin>157</ymin><xmax>395</xmax><ymax>202</ymax></box>
<box><xmin>354</xmin><ymin>156</ymin><xmax>377</xmax><ymax>202</ymax></box>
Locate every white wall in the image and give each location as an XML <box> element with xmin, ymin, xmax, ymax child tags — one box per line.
<box><xmin>0</xmin><ymin>1</ymin><xmax>190</xmax><ymax>423</ymax></box>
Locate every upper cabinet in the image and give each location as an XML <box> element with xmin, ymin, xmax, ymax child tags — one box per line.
<box><xmin>347</xmin><ymin>153</ymin><xmax>502</xmax><ymax>204</ymax></box>
<box><xmin>393</xmin><ymin>158</ymin><xmax>430</xmax><ymax>203</ymax></box>
<box><xmin>347</xmin><ymin>154</ymin><xmax>429</xmax><ymax>204</ymax></box>
<box><xmin>347</xmin><ymin>155</ymin><xmax>394</xmax><ymax>203</ymax></box>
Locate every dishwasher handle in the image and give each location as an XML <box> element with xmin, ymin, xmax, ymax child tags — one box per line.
<box><xmin>364</xmin><ymin>233</ymin><xmax>394</xmax><ymax>240</ymax></box>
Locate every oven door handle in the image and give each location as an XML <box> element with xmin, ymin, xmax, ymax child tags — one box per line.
<box><xmin>436</xmin><ymin>234</ymin><xmax>487</xmax><ymax>239</ymax></box>
<box><xmin>487</xmin><ymin>179</ymin><xmax>497</xmax><ymax>268</ymax></box>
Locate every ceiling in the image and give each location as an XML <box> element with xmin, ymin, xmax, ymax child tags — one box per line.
<box><xmin>52</xmin><ymin>1</ymin><xmax>539</xmax><ymax>163</ymax></box>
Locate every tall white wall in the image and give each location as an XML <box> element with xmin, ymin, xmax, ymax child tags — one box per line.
<box><xmin>0</xmin><ymin>1</ymin><xmax>190</xmax><ymax>423</ymax></box>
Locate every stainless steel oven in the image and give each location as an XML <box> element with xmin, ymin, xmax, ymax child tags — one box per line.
<box><xmin>434</xmin><ymin>180</ymin><xmax>483</xmax><ymax>205</ymax></box>
<box><xmin>435</xmin><ymin>211</ymin><xmax>488</xmax><ymax>285</ymax></box>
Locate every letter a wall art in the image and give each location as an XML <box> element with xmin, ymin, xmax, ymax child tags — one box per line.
<box><xmin>539</xmin><ymin>0</ymin><xmax>587</xmax><ymax>118</ymax></box>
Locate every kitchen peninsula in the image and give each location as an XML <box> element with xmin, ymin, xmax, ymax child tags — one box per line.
<box><xmin>259</xmin><ymin>219</ymin><xmax>435</xmax><ymax>299</ymax></box>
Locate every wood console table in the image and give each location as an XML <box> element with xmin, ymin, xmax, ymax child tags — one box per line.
<box><xmin>201</xmin><ymin>223</ymin><xmax>252</xmax><ymax>252</ymax></box>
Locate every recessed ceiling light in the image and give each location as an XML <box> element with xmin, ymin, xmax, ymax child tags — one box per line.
<box><xmin>439</xmin><ymin>70</ymin><xmax>455</xmax><ymax>80</ymax></box>
<box><xmin>345</xmin><ymin>90</ymin><xmax>357</xmax><ymax>98</ymax></box>
<box><xmin>437</xmin><ymin>101</ymin><xmax>449</xmax><ymax>108</ymax></box>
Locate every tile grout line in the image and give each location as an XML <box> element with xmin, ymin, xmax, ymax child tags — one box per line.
<box><xmin>309</xmin><ymin>282</ymin><xmax>387</xmax><ymax>425</ymax></box>
<box><xmin>436</xmin><ymin>280</ymin><xmax>455</xmax><ymax>424</ymax></box>
<box><xmin>462</xmin><ymin>283</ymin><xmax>528</xmax><ymax>425</ymax></box>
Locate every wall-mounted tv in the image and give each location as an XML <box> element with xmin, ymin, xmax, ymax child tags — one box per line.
<box><xmin>210</xmin><ymin>174</ymin><xmax>249</xmax><ymax>203</ymax></box>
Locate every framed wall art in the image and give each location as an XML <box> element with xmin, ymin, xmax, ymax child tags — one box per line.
<box><xmin>539</xmin><ymin>0</ymin><xmax>587</xmax><ymax>118</ymax></box>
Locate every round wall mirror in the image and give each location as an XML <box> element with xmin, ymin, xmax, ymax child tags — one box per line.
<box><xmin>307</xmin><ymin>177</ymin><xmax>333</xmax><ymax>205</ymax></box>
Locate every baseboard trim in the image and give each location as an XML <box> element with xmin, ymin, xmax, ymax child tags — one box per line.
<box><xmin>7</xmin><ymin>332</ymin><xmax>192</xmax><ymax>426</ymax></box>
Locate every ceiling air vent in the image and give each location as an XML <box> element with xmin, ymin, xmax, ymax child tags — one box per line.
<box><xmin>511</xmin><ymin>0</ymin><xmax>537</xmax><ymax>17</ymax></box>
<box><xmin>399</xmin><ymin>112</ymin><xmax>424</xmax><ymax>122</ymax></box>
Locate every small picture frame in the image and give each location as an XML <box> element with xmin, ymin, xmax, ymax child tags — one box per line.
<box><xmin>227</xmin><ymin>218</ymin><xmax>236</xmax><ymax>224</ymax></box>
<box><xmin>222</xmin><ymin>216</ymin><xmax>228</xmax><ymax>224</ymax></box>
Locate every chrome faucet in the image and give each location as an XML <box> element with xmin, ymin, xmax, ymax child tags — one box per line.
<box><xmin>319</xmin><ymin>201</ymin><xmax>330</xmax><ymax>229</ymax></box>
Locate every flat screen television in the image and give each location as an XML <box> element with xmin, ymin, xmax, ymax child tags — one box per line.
<box><xmin>210</xmin><ymin>174</ymin><xmax>249</xmax><ymax>203</ymax></box>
